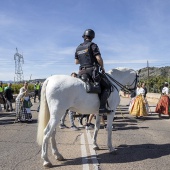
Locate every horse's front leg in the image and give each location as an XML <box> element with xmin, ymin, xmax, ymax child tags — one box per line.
<box><xmin>107</xmin><ymin>112</ymin><xmax>116</xmax><ymax>154</ymax></box>
<box><xmin>92</xmin><ymin>114</ymin><xmax>101</xmax><ymax>150</ymax></box>
<box><xmin>51</xmin><ymin>128</ymin><xmax>64</xmax><ymax>161</ymax></box>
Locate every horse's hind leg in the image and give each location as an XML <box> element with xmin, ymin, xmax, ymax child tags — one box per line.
<box><xmin>92</xmin><ymin>114</ymin><xmax>101</xmax><ymax>150</ymax></box>
<box><xmin>51</xmin><ymin>128</ymin><xmax>64</xmax><ymax>161</ymax></box>
<box><xmin>41</xmin><ymin>118</ymin><xmax>58</xmax><ymax>168</ymax></box>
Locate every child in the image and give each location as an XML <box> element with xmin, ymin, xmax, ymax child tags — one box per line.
<box><xmin>22</xmin><ymin>91</ymin><xmax>33</xmax><ymax>121</ymax></box>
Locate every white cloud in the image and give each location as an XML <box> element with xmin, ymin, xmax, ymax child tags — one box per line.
<box><xmin>105</xmin><ymin>59</ymin><xmax>158</xmax><ymax>64</ymax></box>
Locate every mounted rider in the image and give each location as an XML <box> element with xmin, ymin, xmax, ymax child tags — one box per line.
<box><xmin>75</xmin><ymin>29</ymin><xmax>111</xmax><ymax>114</ymax></box>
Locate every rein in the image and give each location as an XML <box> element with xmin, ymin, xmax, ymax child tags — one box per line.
<box><xmin>105</xmin><ymin>72</ymin><xmax>138</xmax><ymax>93</ymax></box>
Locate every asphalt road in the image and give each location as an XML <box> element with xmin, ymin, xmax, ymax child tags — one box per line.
<box><xmin>0</xmin><ymin>97</ymin><xmax>170</xmax><ymax>170</ymax></box>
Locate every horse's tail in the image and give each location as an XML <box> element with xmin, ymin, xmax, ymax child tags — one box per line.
<box><xmin>37</xmin><ymin>79</ymin><xmax>50</xmax><ymax>146</ymax></box>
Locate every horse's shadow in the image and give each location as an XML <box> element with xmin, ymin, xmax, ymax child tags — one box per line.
<box><xmin>113</xmin><ymin>124</ymin><xmax>148</xmax><ymax>131</ymax></box>
<box><xmin>99</xmin><ymin>143</ymin><xmax>170</xmax><ymax>163</ymax></box>
<box><xmin>51</xmin><ymin>143</ymin><xmax>170</xmax><ymax>168</ymax></box>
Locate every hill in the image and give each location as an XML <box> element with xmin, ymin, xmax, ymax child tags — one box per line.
<box><xmin>139</xmin><ymin>66</ymin><xmax>170</xmax><ymax>80</ymax></box>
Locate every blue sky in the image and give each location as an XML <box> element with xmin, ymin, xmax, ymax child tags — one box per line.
<box><xmin>0</xmin><ymin>0</ymin><xmax>170</xmax><ymax>81</ymax></box>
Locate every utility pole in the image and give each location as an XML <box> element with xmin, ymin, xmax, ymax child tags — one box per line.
<box><xmin>14</xmin><ymin>48</ymin><xmax>24</xmax><ymax>83</ymax></box>
<box><xmin>29</xmin><ymin>74</ymin><xmax>32</xmax><ymax>82</ymax></box>
<box><xmin>168</xmin><ymin>71</ymin><xmax>169</xmax><ymax>88</ymax></box>
<box><xmin>147</xmin><ymin>60</ymin><xmax>149</xmax><ymax>92</ymax></box>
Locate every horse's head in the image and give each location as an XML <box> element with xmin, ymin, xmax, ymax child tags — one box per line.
<box><xmin>107</xmin><ymin>67</ymin><xmax>139</xmax><ymax>92</ymax></box>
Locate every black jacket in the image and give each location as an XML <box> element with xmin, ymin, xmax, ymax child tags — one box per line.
<box><xmin>4</xmin><ymin>88</ymin><xmax>13</xmax><ymax>100</ymax></box>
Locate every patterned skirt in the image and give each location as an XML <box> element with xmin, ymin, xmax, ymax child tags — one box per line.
<box><xmin>15</xmin><ymin>99</ymin><xmax>22</xmax><ymax>118</ymax></box>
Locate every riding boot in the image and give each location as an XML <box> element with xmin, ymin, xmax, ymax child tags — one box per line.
<box><xmin>99</xmin><ymin>89</ymin><xmax>111</xmax><ymax>114</ymax></box>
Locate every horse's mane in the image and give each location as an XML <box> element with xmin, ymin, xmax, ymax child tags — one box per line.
<box><xmin>108</xmin><ymin>67</ymin><xmax>135</xmax><ymax>74</ymax></box>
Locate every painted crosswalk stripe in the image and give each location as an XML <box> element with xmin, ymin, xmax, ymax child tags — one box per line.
<box><xmin>86</xmin><ymin>130</ymin><xmax>100</xmax><ymax>170</ymax></box>
<box><xmin>80</xmin><ymin>133</ymin><xmax>90</xmax><ymax>170</ymax></box>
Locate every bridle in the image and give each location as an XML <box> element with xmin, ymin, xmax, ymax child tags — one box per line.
<box><xmin>105</xmin><ymin>72</ymin><xmax>139</xmax><ymax>93</ymax></box>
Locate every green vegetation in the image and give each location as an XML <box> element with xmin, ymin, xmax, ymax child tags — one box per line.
<box><xmin>140</xmin><ymin>76</ymin><xmax>169</xmax><ymax>93</ymax></box>
<box><xmin>11</xmin><ymin>77</ymin><xmax>168</xmax><ymax>94</ymax></box>
<box><xmin>2</xmin><ymin>83</ymin><xmax>34</xmax><ymax>94</ymax></box>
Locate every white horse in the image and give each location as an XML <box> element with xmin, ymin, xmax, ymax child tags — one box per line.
<box><xmin>37</xmin><ymin>67</ymin><xmax>138</xmax><ymax>167</ymax></box>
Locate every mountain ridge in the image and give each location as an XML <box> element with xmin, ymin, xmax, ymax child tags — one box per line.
<box><xmin>139</xmin><ymin>66</ymin><xmax>170</xmax><ymax>80</ymax></box>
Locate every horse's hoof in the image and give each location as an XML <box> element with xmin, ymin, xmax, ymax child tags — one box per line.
<box><xmin>93</xmin><ymin>146</ymin><xmax>100</xmax><ymax>150</ymax></box>
<box><xmin>56</xmin><ymin>155</ymin><xmax>64</xmax><ymax>161</ymax></box>
<box><xmin>110</xmin><ymin>150</ymin><xmax>117</xmax><ymax>155</ymax></box>
<box><xmin>43</xmin><ymin>162</ymin><xmax>52</xmax><ymax>168</ymax></box>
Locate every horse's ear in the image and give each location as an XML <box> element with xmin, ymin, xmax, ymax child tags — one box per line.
<box><xmin>137</xmin><ymin>69</ymin><xmax>141</xmax><ymax>75</ymax></box>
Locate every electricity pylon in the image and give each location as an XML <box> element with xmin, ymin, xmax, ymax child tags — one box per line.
<box><xmin>14</xmin><ymin>48</ymin><xmax>24</xmax><ymax>83</ymax></box>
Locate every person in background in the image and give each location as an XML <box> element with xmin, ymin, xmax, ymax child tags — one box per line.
<box><xmin>4</xmin><ymin>83</ymin><xmax>14</xmax><ymax>112</ymax></box>
<box><xmin>136</xmin><ymin>83</ymin><xmax>145</xmax><ymax>96</ymax></box>
<box><xmin>22</xmin><ymin>90</ymin><xmax>33</xmax><ymax>121</ymax></box>
<box><xmin>59</xmin><ymin>72</ymin><xmax>79</xmax><ymax>131</ymax></box>
<box><xmin>142</xmin><ymin>82</ymin><xmax>147</xmax><ymax>98</ymax></box>
<box><xmin>129</xmin><ymin>82</ymin><xmax>147</xmax><ymax>119</ymax></box>
<box><xmin>59</xmin><ymin>109</ymin><xmax>79</xmax><ymax>131</ymax></box>
<box><xmin>0</xmin><ymin>81</ymin><xmax>6</xmax><ymax>110</ymax></box>
<box><xmin>34</xmin><ymin>81</ymin><xmax>41</xmax><ymax>103</ymax></box>
<box><xmin>162</xmin><ymin>82</ymin><xmax>169</xmax><ymax>95</ymax></box>
<box><xmin>155</xmin><ymin>82</ymin><xmax>170</xmax><ymax>118</ymax></box>
<box><xmin>16</xmin><ymin>82</ymin><xmax>30</xmax><ymax>121</ymax></box>
<box><xmin>37</xmin><ymin>82</ymin><xmax>44</xmax><ymax>112</ymax></box>
<box><xmin>85</xmin><ymin>113</ymin><xmax>107</xmax><ymax>130</ymax></box>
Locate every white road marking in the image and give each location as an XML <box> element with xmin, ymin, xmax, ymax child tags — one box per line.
<box><xmin>80</xmin><ymin>133</ymin><xmax>90</xmax><ymax>170</ymax></box>
<box><xmin>86</xmin><ymin>130</ymin><xmax>100</xmax><ymax>170</ymax></box>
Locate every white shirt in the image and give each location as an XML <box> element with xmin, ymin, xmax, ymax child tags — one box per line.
<box><xmin>15</xmin><ymin>87</ymin><xmax>27</xmax><ymax>101</ymax></box>
<box><xmin>162</xmin><ymin>87</ymin><xmax>169</xmax><ymax>95</ymax></box>
<box><xmin>136</xmin><ymin>87</ymin><xmax>145</xmax><ymax>96</ymax></box>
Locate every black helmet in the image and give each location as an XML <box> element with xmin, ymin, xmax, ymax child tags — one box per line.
<box><xmin>82</xmin><ymin>29</ymin><xmax>95</xmax><ymax>39</ymax></box>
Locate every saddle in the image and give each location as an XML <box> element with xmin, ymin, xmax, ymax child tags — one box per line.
<box><xmin>78</xmin><ymin>66</ymin><xmax>114</xmax><ymax>96</ymax></box>
<box><xmin>80</xmin><ymin>73</ymin><xmax>101</xmax><ymax>94</ymax></box>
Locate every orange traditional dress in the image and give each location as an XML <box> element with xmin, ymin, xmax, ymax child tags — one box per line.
<box><xmin>155</xmin><ymin>85</ymin><xmax>170</xmax><ymax>117</ymax></box>
<box><xmin>155</xmin><ymin>95</ymin><xmax>170</xmax><ymax>116</ymax></box>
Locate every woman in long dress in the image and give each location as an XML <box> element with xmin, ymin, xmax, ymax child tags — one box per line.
<box><xmin>129</xmin><ymin>82</ymin><xmax>148</xmax><ymax>118</ymax></box>
<box><xmin>155</xmin><ymin>82</ymin><xmax>170</xmax><ymax>118</ymax></box>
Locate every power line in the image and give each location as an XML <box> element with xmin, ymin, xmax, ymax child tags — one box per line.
<box><xmin>14</xmin><ymin>48</ymin><xmax>24</xmax><ymax>83</ymax></box>
<box><xmin>147</xmin><ymin>60</ymin><xmax>149</xmax><ymax>92</ymax></box>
